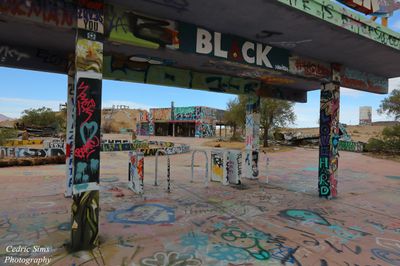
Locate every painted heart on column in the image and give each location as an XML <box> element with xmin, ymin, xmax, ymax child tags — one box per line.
<box><xmin>80</xmin><ymin>121</ymin><xmax>98</xmax><ymax>143</ymax></box>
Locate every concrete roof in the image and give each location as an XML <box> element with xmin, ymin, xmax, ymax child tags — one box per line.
<box><xmin>0</xmin><ymin>0</ymin><xmax>399</xmax><ymax>102</ymax></box>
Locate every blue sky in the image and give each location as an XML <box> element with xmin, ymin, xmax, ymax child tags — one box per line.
<box><xmin>0</xmin><ymin>9</ymin><xmax>399</xmax><ymax>128</ymax></box>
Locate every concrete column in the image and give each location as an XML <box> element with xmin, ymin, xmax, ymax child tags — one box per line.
<box><xmin>65</xmin><ymin>59</ymin><xmax>75</xmax><ymax>197</ymax></box>
<box><xmin>318</xmin><ymin>67</ymin><xmax>340</xmax><ymax>199</ymax></box>
<box><xmin>244</xmin><ymin>96</ymin><xmax>261</xmax><ymax>179</ymax></box>
<box><xmin>172</xmin><ymin>123</ymin><xmax>175</xmax><ymax>137</ymax></box>
<box><xmin>71</xmin><ymin>1</ymin><xmax>104</xmax><ymax>251</ymax></box>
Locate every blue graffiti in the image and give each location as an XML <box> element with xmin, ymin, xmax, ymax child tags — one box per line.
<box><xmin>279</xmin><ymin>209</ymin><xmax>330</xmax><ymax>226</ymax></box>
<box><xmin>180</xmin><ymin>232</ymin><xmax>209</xmax><ymax>249</ymax></box>
<box><xmin>207</xmin><ymin>244</ymin><xmax>250</xmax><ymax>261</ymax></box>
<box><xmin>108</xmin><ymin>204</ymin><xmax>175</xmax><ymax>225</ymax></box>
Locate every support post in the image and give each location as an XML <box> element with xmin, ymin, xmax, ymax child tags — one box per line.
<box><xmin>244</xmin><ymin>96</ymin><xmax>260</xmax><ymax>179</ymax></box>
<box><xmin>71</xmin><ymin>0</ymin><xmax>104</xmax><ymax>251</ymax></box>
<box><xmin>65</xmin><ymin>58</ymin><xmax>75</xmax><ymax>197</ymax></box>
<box><xmin>318</xmin><ymin>66</ymin><xmax>340</xmax><ymax>199</ymax></box>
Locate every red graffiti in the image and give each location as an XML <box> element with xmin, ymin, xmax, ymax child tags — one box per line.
<box><xmin>77</xmin><ymin>81</ymin><xmax>96</xmax><ymax>123</ymax></box>
<box><xmin>74</xmin><ymin>136</ymin><xmax>100</xmax><ymax>160</ymax></box>
<box><xmin>0</xmin><ymin>0</ymin><xmax>74</xmax><ymax>27</ymax></box>
<box><xmin>295</xmin><ymin>59</ymin><xmax>330</xmax><ymax>79</ymax></box>
<box><xmin>138</xmin><ymin>158</ymin><xmax>144</xmax><ymax>180</ymax></box>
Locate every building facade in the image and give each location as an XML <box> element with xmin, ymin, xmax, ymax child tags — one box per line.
<box><xmin>359</xmin><ymin>106</ymin><xmax>372</xmax><ymax>125</ymax></box>
<box><xmin>136</xmin><ymin>106</ymin><xmax>224</xmax><ymax>138</ymax></box>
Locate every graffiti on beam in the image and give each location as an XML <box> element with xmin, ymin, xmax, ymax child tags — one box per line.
<box><xmin>179</xmin><ymin>23</ymin><xmax>290</xmax><ymax>72</ymax></box>
<box><xmin>107</xmin><ymin>8</ymin><xmax>179</xmax><ymax>49</ymax></box>
<box><xmin>0</xmin><ymin>44</ymin><xmax>68</xmax><ymax>73</ymax></box>
<box><xmin>341</xmin><ymin>67</ymin><xmax>388</xmax><ymax>94</ymax></box>
<box><xmin>278</xmin><ymin>0</ymin><xmax>400</xmax><ymax>50</ymax></box>
<box><xmin>289</xmin><ymin>56</ymin><xmax>331</xmax><ymax>80</ymax></box>
<box><xmin>0</xmin><ymin>46</ymin><xmax>30</xmax><ymax>63</ymax></box>
<box><xmin>0</xmin><ymin>0</ymin><xmax>76</xmax><ymax>28</ymax></box>
<box><xmin>104</xmin><ymin>55</ymin><xmax>261</xmax><ymax>95</ymax></box>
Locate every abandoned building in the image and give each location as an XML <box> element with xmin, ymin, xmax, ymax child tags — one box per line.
<box><xmin>136</xmin><ymin>106</ymin><xmax>225</xmax><ymax>137</ymax></box>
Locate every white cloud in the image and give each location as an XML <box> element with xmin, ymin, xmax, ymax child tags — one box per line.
<box><xmin>389</xmin><ymin>77</ymin><xmax>400</xmax><ymax>93</ymax></box>
<box><xmin>0</xmin><ymin>97</ymin><xmax>63</xmax><ymax>118</ymax></box>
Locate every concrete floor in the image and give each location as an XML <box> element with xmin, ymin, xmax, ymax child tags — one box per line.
<box><xmin>0</xmin><ymin>136</ymin><xmax>399</xmax><ymax>266</ymax></box>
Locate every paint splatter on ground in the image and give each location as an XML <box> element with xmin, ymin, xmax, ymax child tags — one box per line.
<box><xmin>0</xmin><ymin>137</ymin><xmax>399</xmax><ymax>265</ymax></box>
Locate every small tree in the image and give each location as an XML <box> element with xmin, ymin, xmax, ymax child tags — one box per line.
<box><xmin>224</xmin><ymin>97</ymin><xmax>246</xmax><ymax>140</ymax></box>
<box><xmin>378</xmin><ymin>89</ymin><xmax>400</xmax><ymax>120</ymax></box>
<box><xmin>20</xmin><ymin>107</ymin><xmax>65</xmax><ymax>132</ymax></box>
<box><xmin>260</xmin><ymin>98</ymin><xmax>296</xmax><ymax>147</ymax></box>
<box><xmin>224</xmin><ymin>95</ymin><xmax>296</xmax><ymax>146</ymax></box>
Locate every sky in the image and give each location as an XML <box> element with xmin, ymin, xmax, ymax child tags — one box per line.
<box><xmin>0</xmin><ymin>8</ymin><xmax>399</xmax><ymax>128</ymax></box>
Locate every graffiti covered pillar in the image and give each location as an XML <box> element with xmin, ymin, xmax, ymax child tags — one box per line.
<box><xmin>65</xmin><ymin>58</ymin><xmax>75</xmax><ymax>197</ymax></box>
<box><xmin>318</xmin><ymin>66</ymin><xmax>341</xmax><ymax>199</ymax></box>
<box><xmin>244</xmin><ymin>96</ymin><xmax>261</xmax><ymax>179</ymax></box>
<box><xmin>71</xmin><ymin>0</ymin><xmax>104</xmax><ymax>251</ymax></box>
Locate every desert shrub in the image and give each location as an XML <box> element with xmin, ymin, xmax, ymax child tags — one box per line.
<box><xmin>0</xmin><ymin>128</ymin><xmax>18</xmax><ymax>145</ymax></box>
<box><xmin>366</xmin><ymin>125</ymin><xmax>400</xmax><ymax>154</ymax></box>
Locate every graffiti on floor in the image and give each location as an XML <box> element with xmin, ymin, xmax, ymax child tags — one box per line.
<box><xmin>140</xmin><ymin>251</ymin><xmax>202</xmax><ymax>266</ymax></box>
<box><xmin>108</xmin><ymin>204</ymin><xmax>175</xmax><ymax>225</ymax></box>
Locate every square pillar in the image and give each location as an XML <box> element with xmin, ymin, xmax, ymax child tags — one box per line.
<box><xmin>71</xmin><ymin>0</ymin><xmax>104</xmax><ymax>251</ymax></box>
<box><xmin>318</xmin><ymin>67</ymin><xmax>340</xmax><ymax>199</ymax></box>
<box><xmin>65</xmin><ymin>60</ymin><xmax>75</xmax><ymax>197</ymax></box>
<box><xmin>244</xmin><ymin>96</ymin><xmax>260</xmax><ymax>179</ymax></box>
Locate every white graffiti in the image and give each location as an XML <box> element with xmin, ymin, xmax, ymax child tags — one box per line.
<box><xmin>0</xmin><ymin>46</ymin><xmax>30</xmax><ymax>62</ymax></box>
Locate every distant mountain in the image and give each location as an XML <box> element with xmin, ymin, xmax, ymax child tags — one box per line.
<box><xmin>0</xmin><ymin>114</ymin><xmax>11</xmax><ymax>122</ymax></box>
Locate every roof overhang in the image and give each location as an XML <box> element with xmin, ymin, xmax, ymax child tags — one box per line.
<box><xmin>0</xmin><ymin>0</ymin><xmax>399</xmax><ymax>103</ymax></box>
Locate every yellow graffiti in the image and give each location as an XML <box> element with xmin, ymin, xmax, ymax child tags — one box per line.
<box><xmin>4</xmin><ymin>139</ymin><xmax>43</xmax><ymax>146</ymax></box>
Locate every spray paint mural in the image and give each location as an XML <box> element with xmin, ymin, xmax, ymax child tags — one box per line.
<box><xmin>318</xmin><ymin>82</ymin><xmax>340</xmax><ymax>198</ymax></box>
<box><xmin>128</xmin><ymin>151</ymin><xmax>144</xmax><ymax>194</ymax></box>
<box><xmin>211</xmin><ymin>150</ymin><xmax>226</xmax><ymax>183</ymax></box>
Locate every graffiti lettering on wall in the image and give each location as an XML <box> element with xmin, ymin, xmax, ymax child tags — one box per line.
<box><xmin>3</xmin><ymin>139</ymin><xmax>43</xmax><ymax>147</ymax></box>
<box><xmin>174</xmin><ymin>107</ymin><xmax>197</xmax><ymax>120</ymax></box>
<box><xmin>318</xmin><ymin>83</ymin><xmax>340</xmax><ymax>198</ymax></box>
<box><xmin>107</xmin><ymin>7</ymin><xmax>179</xmax><ymax>49</ymax></box>
<box><xmin>0</xmin><ymin>0</ymin><xmax>76</xmax><ymax>28</ymax></box>
<box><xmin>0</xmin><ymin>147</ymin><xmax>65</xmax><ymax>158</ymax></box>
<box><xmin>140</xmin><ymin>251</ymin><xmax>201</xmax><ymax>266</ymax></box>
<box><xmin>108</xmin><ymin>203</ymin><xmax>175</xmax><ymax>224</ymax></box>
<box><xmin>338</xmin><ymin>140</ymin><xmax>365</xmax><ymax>152</ymax></box>
<box><xmin>151</xmin><ymin>108</ymin><xmax>172</xmax><ymax>121</ymax></box>
<box><xmin>195</xmin><ymin>123</ymin><xmax>214</xmax><ymax>138</ymax></box>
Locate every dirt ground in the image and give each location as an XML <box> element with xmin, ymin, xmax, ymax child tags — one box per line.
<box><xmin>0</xmin><ymin>136</ymin><xmax>399</xmax><ymax>265</ymax></box>
<box><xmin>283</xmin><ymin>123</ymin><xmax>398</xmax><ymax>143</ymax></box>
